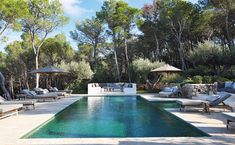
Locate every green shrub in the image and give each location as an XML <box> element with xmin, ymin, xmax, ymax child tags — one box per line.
<box><xmin>161</xmin><ymin>74</ymin><xmax>185</xmax><ymax>83</ymax></box>
<box><xmin>180</xmin><ymin>77</ymin><xmax>194</xmax><ymax>87</ymax></box>
<box><xmin>202</xmin><ymin>76</ymin><xmax>212</xmax><ymax>83</ymax></box>
<box><xmin>212</xmin><ymin>76</ymin><xmax>231</xmax><ymax>83</ymax></box>
<box><xmin>186</xmin><ymin>66</ymin><xmax>214</xmax><ymax>76</ymax></box>
<box><xmin>192</xmin><ymin>75</ymin><xmax>203</xmax><ymax>84</ymax></box>
<box><xmin>68</xmin><ymin>80</ymin><xmax>89</xmax><ymax>94</ymax></box>
<box><xmin>131</xmin><ymin>58</ymin><xmax>165</xmax><ymax>83</ymax></box>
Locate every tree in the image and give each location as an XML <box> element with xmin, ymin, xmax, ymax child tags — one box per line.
<box><xmin>0</xmin><ymin>0</ymin><xmax>28</xmax><ymax>38</ymax></box>
<box><xmin>160</xmin><ymin>0</ymin><xmax>199</xmax><ymax>70</ymax></box>
<box><xmin>70</xmin><ymin>17</ymin><xmax>105</xmax><ymax>71</ymax></box>
<box><xmin>188</xmin><ymin>40</ymin><xmax>232</xmax><ymax>75</ymax></box>
<box><xmin>40</xmin><ymin>34</ymin><xmax>74</xmax><ymax>66</ymax></box>
<box><xmin>21</xmin><ymin>0</ymin><xmax>69</xmax><ymax>88</ymax></box>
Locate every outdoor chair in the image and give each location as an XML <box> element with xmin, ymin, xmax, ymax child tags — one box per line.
<box><xmin>0</xmin><ymin>96</ymin><xmax>36</xmax><ymax>109</ymax></box>
<box><xmin>0</xmin><ymin>104</ymin><xmax>23</xmax><ymax>119</ymax></box>
<box><xmin>22</xmin><ymin>89</ymin><xmax>62</xmax><ymax>102</ymax></box>
<box><xmin>222</xmin><ymin>112</ymin><xmax>235</xmax><ymax>129</ymax></box>
<box><xmin>159</xmin><ymin>86</ymin><xmax>181</xmax><ymax>98</ymax></box>
<box><xmin>176</xmin><ymin>92</ymin><xmax>232</xmax><ymax>113</ymax></box>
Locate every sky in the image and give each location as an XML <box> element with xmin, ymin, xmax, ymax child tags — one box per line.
<box><xmin>0</xmin><ymin>0</ymin><xmax>198</xmax><ymax>51</ymax></box>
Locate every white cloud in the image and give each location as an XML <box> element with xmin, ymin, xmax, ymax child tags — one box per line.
<box><xmin>60</xmin><ymin>0</ymin><xmax>93</xmax><ymax>16</ymax></box>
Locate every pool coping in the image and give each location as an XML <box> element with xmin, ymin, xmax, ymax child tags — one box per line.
<box><xmin>0</xmin><ymin>94</ymin><xmax>235</xmax><ymax>144</ymax></box>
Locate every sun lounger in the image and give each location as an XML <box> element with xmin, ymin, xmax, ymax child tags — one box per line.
<box><xmin>22</xmin><ymin>89</ymin><xmax>62</xmax><ymax>102</ymax></box>
<box><xmin>0</xmin><ymin>96</ymin><xmax>36</xmax><ymax>109</ymax></box>
<box><xmin>33</xmin><ymin>88</ymin><xmax>67</xmax><ymax>97</ymax></box>
<box><xmin>222</xmin><ymin>112</ymin><xmax>235</xmax><ymax>129</ymax></box>
<box><xmin>176</xmin><ymin>92</ymin><xmax>232</xmax><ymax>112</ymax></box>
<box><xmin>48</xmin><ymin>87</ymin><xmax>73</xmax><ymax>95</ymax></box>
<box><xmin>0</xmin><ymin>104</ymin><xmax>23</xmax><ymax>119</ymax></box>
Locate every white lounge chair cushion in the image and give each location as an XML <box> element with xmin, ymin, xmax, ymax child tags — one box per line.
<box><xmin>206</xmin><ymin>95</ymin><xmax>220</xmax><ymax>102</ymax></box>
<box><xmin>176</xmin><ymin>100</ymin><xmax>209</xmax><ymax>106</ymax></box>
<box><xmin>0</xmin><ymin>104</ymin><xmax>23</xmax><ymax>113</ymax></box>
<box><xmin>225</xmin><ymin>81</ymin><xmax>234</xmax><ymax>88</ymax></box>
<box><xmin>159</xmin><ymin>91</ymin><xmax>173</xmax><ymax>96</ymax></box>
<box><xmin>222</xmin><ymin>112</ymin><xmax>235</xmax><ymax>121</ymax></box>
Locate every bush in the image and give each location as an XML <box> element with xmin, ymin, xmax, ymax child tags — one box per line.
<box><xmin>192</xmin><ymin>75</ymin><xmax>203</xmax><ymax>84</ymax></box>
<box><xmin>186</xmin><ymin>65</ymin><xmax>214</xmax><ymax>76</ymax></box>
<box><xmin>212</xmin><ymin>76</ymin><xmax>231</xmax><ymax>83</ymax></box>
<box><xmin>68</xmin><ymin>80</ymin><xmax>89</xmax><ymax>94</ymax></box>
<box><xmin>161</xmin><ymin>74</ymin><xmax>185</xmax><ymax>83</ymax></box>
<box><xmin>131</xmin><ymin>58</ymin><xmax>165</xmax><ymax>83</ymax></box>
<box><xmin>59</xmin><ymin>60</ymin><xmax>94</xmax><ymax>80</ymax></box>
<box><xmin>180</xmin><ymin>77</ymin><xmax>194</xmax><ymax>87</ymax></box>
<box><xmin>202</xmin><ymin>76</ymin><xmax>212</xmax><ymax>84</ymax></box>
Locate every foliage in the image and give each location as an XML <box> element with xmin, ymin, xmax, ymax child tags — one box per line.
<box><xmin>192</xmin><ymin>75</ymin><xmax>203</xmax><ymax>84</ymax></box>
<box><xmin>0</xmin><ymin>0</ymin><xmax>29</xmax><ymax>37</ymax></box>
<box><xmin>59</xmin><ymin>61</ymin><xmax>94</xmax><ymax>81</ymax></box>
<box><xmin>188</xmin><ymin>40</ymin><xmax>232</xmax><ymax>75</ymax></box>
<box><xmin>161</xmin><ymin>74</ymin><xmax>186</xmax><ymax>84</ymax></box>
<box><xmin>131</xmin><ymin>58</ymin><xmax>165</xmax><ymax>83</ymax></box>
<box><xmin>70</xmin><ymin>17</ymin><xmax>105</xmax><ymax>70</ymax></box>
<box><xmin>21</xmin><ymin>0</ymin><xmax>69</xmax><ymax>87</ymax></box>
<box><xmin>68</xmin><ymin>80</ymin><xmax>89</xmax><ymax>94</ymax></box>
<box><xmin>40</xmin><ymin>34</ymin><xmax>74</xmax><ymax>65</ymax></box>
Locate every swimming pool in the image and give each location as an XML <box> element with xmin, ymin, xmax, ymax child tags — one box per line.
<box><xmin>23</xmin><ymin>96</ymin><xmax>208</xmax><ymax>138</ymax></box>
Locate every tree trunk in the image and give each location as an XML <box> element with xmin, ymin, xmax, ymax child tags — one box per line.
<box><xmin>177</xmin><ymin>36</ymin><xmax>186</xmax><ymax>71</ymax></box>
<box><xmin>113</xmin><ymin>35</ymin><xmax>120</xmax><ymax>82</ymax></box>
<box><xmin>225</xmin><ymin>13</ymin><xmax>234</xmax><ymax>50</ymax></box>
<box><xmin>35</xmin><ymin>54</ymin><xmax>40</xmax><ymax>88</ymax></box>
<box><xmin>0</xmin><ymin>72</ymin><xmax>11</xmax><ymax>100</ymax></box>
<box><xmin>124</xmin><ymin>38</ymin><xmax>131</xmax><ymax>83</ymax></box>
<box><xmin>9</xmin><ymin>75</ymin><xmax>14</xmax><ymax>99</ymax></box>
<box><xmin>93</xmin><ymin>42</ymin><xmax>98</xmax><ymax>71</ymax></box>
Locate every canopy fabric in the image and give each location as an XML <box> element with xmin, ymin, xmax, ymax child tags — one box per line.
<box><xmin>30</xmin><ymin>66</ymin><xmax>67</xmax><ymax>74</ymax></box>
<box><xmin>151</xmin><ymin>64</ymin><xmax>182</xmax><ymax>72</ymax></box>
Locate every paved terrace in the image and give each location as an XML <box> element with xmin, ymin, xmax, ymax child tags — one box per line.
<box><xmin>0</xmin><ymin>94</ymin><xmax>234</xmax><ymax>145</ymax></box>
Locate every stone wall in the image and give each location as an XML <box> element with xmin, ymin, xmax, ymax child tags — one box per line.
<box><xmin>182</xmin><ymin>83</ymin><xmax>217</xmax><ymax>98</ymax></box>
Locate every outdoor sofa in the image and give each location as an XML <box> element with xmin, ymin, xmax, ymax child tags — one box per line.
<box><xmin>176</xmin><ymin>92</ymin><xmax>232</xmax><ymax>112</ymax></box>
<box><xmin>222</xmin><ymin>112</ymin><xmax>235</xmax><ymax>129</ymax></box>
<box><xmin>0</xmin><ymin>96</ymin><xmax>36</xmax><ymax>109</ymax></box>
<box><xmin>0</xmin><ymin>104</ymin><xmax>23</xmax><ymax>119</ymax></box>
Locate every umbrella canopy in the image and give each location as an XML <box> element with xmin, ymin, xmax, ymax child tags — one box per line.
<box><xmin>151</xmin><ymin>64</ymin><xmax>182</xmax><ymax>73</ymax></box>
<box><xmin>30</xmin><ymin>66</ymin><xmax>67</xmax><ymax>74</ymax></box>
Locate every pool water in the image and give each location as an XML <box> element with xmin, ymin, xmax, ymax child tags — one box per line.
<box><xmin>24</xmin><ymin>96</ymin><xmax>208</xmax><ymax>138</ymax></box>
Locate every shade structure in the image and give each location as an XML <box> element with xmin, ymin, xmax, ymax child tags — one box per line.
<box><xmin>151</xmin><ymin>64</ymin><xmax>182</xmax><ymax>73</ymax></box>
<box><xmin>30</xmin><ymin>66</ymin><xmax>67</xmax><ymax>74</ymax></box>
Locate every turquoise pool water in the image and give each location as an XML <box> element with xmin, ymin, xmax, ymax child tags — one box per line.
<box><xmin>24</xmin><ymin>96</ymin><xmax>208</xmax><ymax>138</ymax></box>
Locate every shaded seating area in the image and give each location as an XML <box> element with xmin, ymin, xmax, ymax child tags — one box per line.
<box><xmin>0</xmin><ymin>104</ymin><xmax>23</xmax><ymax>119</ymax></box>
<box><xmin>176</xmin><ymin>92</ymin><xmax>233</xmax><ymax>112</ymax></box>
<box><xmin>0</xmin><ymin>96</ymin><xmax>36</xmax><ymax>109</ymax></box>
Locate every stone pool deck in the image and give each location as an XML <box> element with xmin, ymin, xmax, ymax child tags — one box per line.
<box><xmin>0</xmin><ymin>94</ymin><xmax>234</xmax><ymax>145</ymax></box>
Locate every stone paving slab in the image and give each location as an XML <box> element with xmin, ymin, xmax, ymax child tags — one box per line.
<box><xmin>0</xmin><ymin>94</ymin><xmax>235</xmax><ymax>145</ymax></box>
